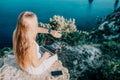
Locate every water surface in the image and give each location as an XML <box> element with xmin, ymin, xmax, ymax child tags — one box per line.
<box><xmin>0</xmin><ymin>0</ymin><xmax>119</xmax><ymax>48</ymax></box>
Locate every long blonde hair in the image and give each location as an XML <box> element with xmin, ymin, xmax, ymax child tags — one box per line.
<box><xmin>13</xmin><ymin>11</ymin><xmax>38</xmax><ymax>71</ymax></box>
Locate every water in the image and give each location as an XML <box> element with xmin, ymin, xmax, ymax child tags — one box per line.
<box><xmin>0</xmin><ymin>0</ymin><xmax>120</xmax><ymax>48</ymax></box>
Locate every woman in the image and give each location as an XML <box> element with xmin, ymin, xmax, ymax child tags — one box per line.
<box><xmin>13</xmin><ymin>11</ymin><xmax>61</xmax><ymax>74</ymax></box>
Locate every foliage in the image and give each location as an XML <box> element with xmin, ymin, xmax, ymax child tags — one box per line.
<box><xmin>100</xmin><ymin>41</ymin><xmax>120</xmax><ymax>59</ymax></box>
<box><xmin>58</xmin><ymin>45</ymin><xmax>102</xmax><ymax>80</ymax></box>
<box><xmin>61</xmin><ymin>31</ymin><xmax>89</xmax><ymax>46</ymax></box>
<box><xmin>39</xmin><ymin>22</ymin><xmax>52</xmax><ymax>29</ymax></box>
<box><xmin>36</xmin><ymin>33</ymin><xmax>55</xmax><ymax>45</ymax></box>
<box><xmin>37</xmin><ymin>15</ymin><xmax>88</xmax><ymax>46</ymax></box>
<box><xmin>39</xmin><ymin>15</ymin><xmax>77</xmax><ymax>32</ymax></box>
<box><xmin>36</xmin><ymin>33</ymin><xmax>46</xmax><ymax>45</ymax></box>
<box><xmin>76</xmin><ymin>59</ymin><xmax>120</xmax><ymax>80</ymax></box>
<box><xmin>36</xmin><ymin>30</ymin><xmax>89</xmax><ymax>46</ymax></box>
<box><xmin>93</xmin><ymin>41</ymin><xmax>120</xmax><ymax>80</ymax></box>
<box><xmin>101</xmin><ymin>60</ymin><xmax>120</xmax><ymax>80</ymax></box>
<box><xmin>89</xmin><ymin>29</ymin><xmax>104</xmax><ymax>43</ymax></box>
<box><xmin>49</xmin><ymin>15</ymin><xmax>77</xmax><ymax>32</ymax></box>
<box><xmin>71</xmin><ymin>41</ymin><xmax>120</xmax><ymax>80</ymax></box>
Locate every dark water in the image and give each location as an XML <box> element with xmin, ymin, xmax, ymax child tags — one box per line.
<box><xmin>0</xmin><ymin>0</ymin><xmax>120</xmax><ymax>48</ymax></box>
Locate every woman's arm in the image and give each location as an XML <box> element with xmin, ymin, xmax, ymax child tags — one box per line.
<box><xmin>32</xmin><ymin>49</ymin><xmax>50</xmax><ymax>67</ymax></box>
<box><xmin>30</xmin><ymin>44</ymin><xmax>50</xmax><ymax>67</ymax></box>
<box><xmin>32</xmin><ymin>52</ymin><xmax>50</xmax><ymax>67</ymax></box>
<box><xmin>37</xmin><ymin>27</ymin><xmax>62</xmax><ymax>38</ymax></box>
<box><xmin>37</xmin><ymin>27</ymin><xmax>49</xmax><ymax>34</ymax></box>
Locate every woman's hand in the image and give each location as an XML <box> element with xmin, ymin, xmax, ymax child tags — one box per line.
<box><xmin>50</xmin><ymin>30</ymin><xmax>62</xmax><ymax>38</ymax></box>
<box><xmin>43</xmin><ymin>52</ymin><xmax>51</xmax><ymax>59</ymax></box>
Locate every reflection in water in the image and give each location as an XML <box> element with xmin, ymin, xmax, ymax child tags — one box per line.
<box><xmin>114</xmin><ymin>0</ymin><xmax>119</xmax><ymax>10</ymax></box>
<box><xmin>88</xmin><ymin>0</ymin><xmax>94</xmax><ymax>4</ymax></box>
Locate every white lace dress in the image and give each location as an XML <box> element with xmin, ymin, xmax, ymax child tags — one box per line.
<box><xmin>26</xmin><ymin>43</ymin><xmax>58</xmax><ymax>75</ymax></box>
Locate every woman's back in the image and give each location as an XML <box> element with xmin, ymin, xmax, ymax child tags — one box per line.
<box><xmin>13</xmin><ymin>11</ymin><xmax>60</xmax><ymax>75</ymax></box>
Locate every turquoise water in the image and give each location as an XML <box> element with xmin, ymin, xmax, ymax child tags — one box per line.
<box><xmin>0</xmin><ymin>0</ymin><xmax>119</xmax><ymax>48</ymax></box>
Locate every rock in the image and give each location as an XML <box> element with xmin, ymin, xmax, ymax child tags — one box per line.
<box><xmin>89</xmin><ymin>7</ymin><xmax>120</xmax><ymax>42</ymax></box>
<box><xmin>0</xmin><ymin>55</ymin><xmax>69</xmax><ymax>80</ymax></box>
<box><xmin>103</xmin><ymin>34</ymin><xmax>120</xmax><ymax>40</ymax></box>
<box><xmin>0</xmin><ymin>58</ymin><xmax>4</xmax><ymax>68</ymax></box>
<box><xmin>98</xmin><ymin>21</ymin><xmax>108</xmax><ymax>30</ymax></box>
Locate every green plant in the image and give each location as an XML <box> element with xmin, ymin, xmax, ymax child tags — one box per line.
<box><xmin>61</xmin><ymin>31</ymin><xmax>89</xmax><ymax>46</ymax></box>
<box><xmin>101</xmin><ymin>60</ymin><xmax>120</xmax><ymax>80</ymax></box>
<box><xmin>100</xmin><ymin>41</ymin><xmax>120</xmax><ymax>59</ymax></box>
<box><xmin>37</xmin><ymin>15</ymin><xmax>90</xmax><ymax>46</ymax></box>
<box><xmin>49</xmin><ymin>15</ymin><xmax>77</xmax><ymax>32</ymax></box>
<box><xmin>0</xmin><ymin>47</ymin><xmax>13</xmax><ymax>58</ymax></box>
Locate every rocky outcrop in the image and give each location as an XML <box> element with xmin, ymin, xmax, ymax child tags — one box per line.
<box><xmin>0</xmin><ymin>55</ymin><xmax>69</xmax><ymax>80</ymax></box>
<box><xmin>89</xmin><ymin>7</ymin><xmax>120</xmax><ymax>43</ymax></box>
